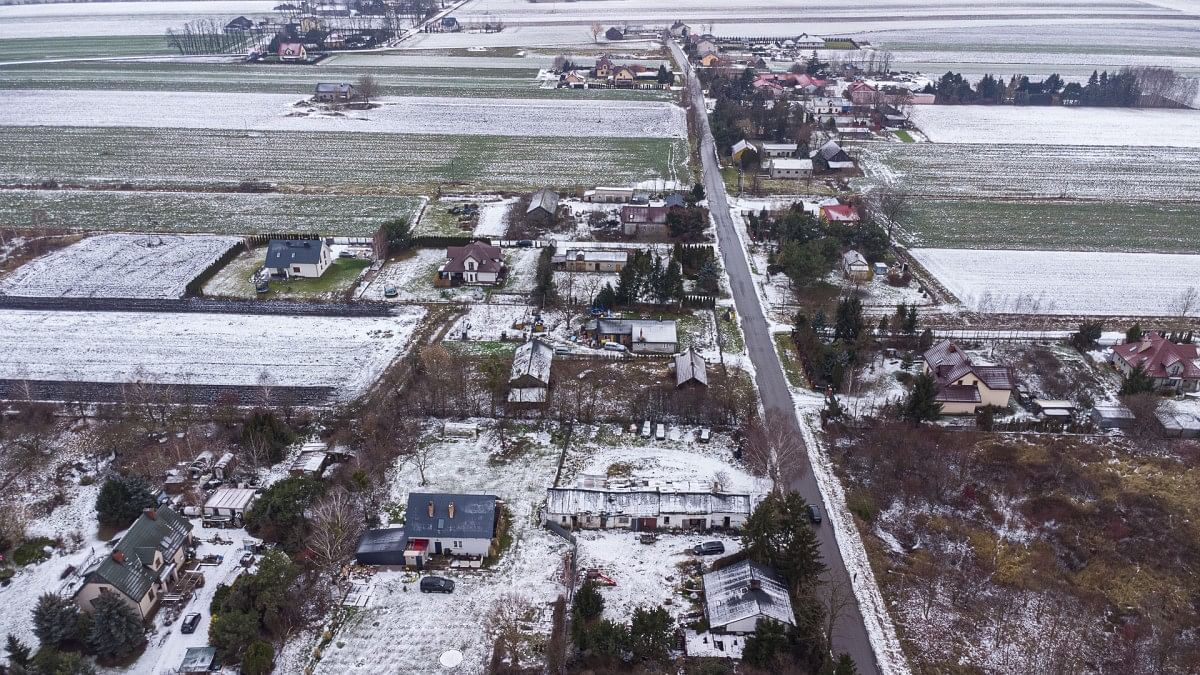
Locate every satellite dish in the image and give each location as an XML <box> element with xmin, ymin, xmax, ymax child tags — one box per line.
<box><xmin>439</xmin><ymin>650</ymin><xmax>464</xmax><ymax>669</ymax></box>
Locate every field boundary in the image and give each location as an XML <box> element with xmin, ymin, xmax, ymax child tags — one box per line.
<box><xmin>0</xmin><ymin>295</ymin><xmax>393</xmax><ymax>317</ymax></box>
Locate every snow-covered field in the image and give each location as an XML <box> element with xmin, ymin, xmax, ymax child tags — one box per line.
<box><xmin>0</xmin><ymin>233</ymin><xmax>240</xmax><ymax>299</ymax></box>
<box><xmin>909</xmin><ymin>106</ymin><xmax>1200</xmax><ymax>147</ymax></box>
<box><xmin>0</xmin><ymin>1</ymin><xmax>278</xmax><ymax>38</ymax></box>
<box><xmin>0</xmin><ymin>308</ymin><xmax>424</xmax><ymax>397</ymax></box>
<box><xmin>912</xmin><ymin>247</ymin><xmax>1200</xmax><ymax>315</ymax></box>
<box><xmin>0</xmin><ymin>90</ymin><xmax>687</xmax><ymax>139</ymax></box>
<box><xmin>313</xmin><ymin>425</ymin><xmax>567</xmax><ymax>675</ymax></box>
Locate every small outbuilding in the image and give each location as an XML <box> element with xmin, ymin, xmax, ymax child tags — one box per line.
<box><xmin>509</xmin><ymin>339</ymin><xmax>553</xmax><ymax>405</ymax></box>
<box><xmin>527</xmin><ymin>188</ymin><xmax>560</xmax><ymax>226</ymax></box>
<box><xmin>313</xmin><ymin>82</ymin><xmax>356</xmax><ymax>102</ymax></box>
<box><xmin>841</xmin><ymin>249</ymin><xmax>870</xmax><ymax>282</ymax></box>
<box><xmin>179</xmin><ymin>647</ymin><xmax>218</xmax><ymax>675</ymax></box>
<box><xmin>704</xmin><ymin>560</ymin><xmax>795</xmax><ymax>634</ymax></box>
<box><xmin>355</xmin><ymin>526</ymin><xmax>409</xmax><ymax>566</ymax></box>
<box><xmin>1090</xmin><ymin>405</ymin><xmax>1135</xmax><ymax>430</ymax></box>
<box><xmin>768</xmin><ymin>158</ymin><xmax>813</xmax><ymax>179</ymax></box>
<box><xmin>674</xmin><ymin>348</ymin><xmax>708</xmax><ymax>388</ymax></box>
<box><xmin>202</xmin><ymin>487</ymin><xmax>259</xmax><ymax>525</ymax></box>
<box><xmin>605</xmin><ymin>26</ymin><xmax>624</xmax><ymax>41</ymax></box>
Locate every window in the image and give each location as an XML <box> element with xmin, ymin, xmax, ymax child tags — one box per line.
<box><xmin>453</xmin><ymin>540</ymin><xmax>463</xmax><ymax>548</ymax></box>
<box><xmin>663</xmin><ymin>516</ymin><xmax>670</xmax><ymax>524</ymax></box>
<box><xmin>148</xmin><ymin>588</ymin><xmax>155</xmax><ymax>601</ymax></box>
<box><xmin>292</xmin><ymin>266</ymin><xmax>301</xmax><ymax>273</ymax></box>
<box><xmin>617</xmin><ymin>517</ymin><xmax>629</xmax><ymax>524</ymax></box>
<box><xmin>561</xmin><ymin>516</ymin><xmax>567</xmax><ymax>523</ymax></box>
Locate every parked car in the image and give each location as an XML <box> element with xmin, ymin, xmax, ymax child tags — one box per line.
<box><xmin>807</xmin><ymin>504</ymin><xmax>823</xmax><ymax>525</ymax></box>
<box><xmin>338</xmin><ymin>250</ymin><xmax>355</xmax><ymax>259</ymax></box>
<box><xmin>554</xmin><ymin>345</ymin><xmax>570</xmax><ymax>355</ymax></box>
<box><xmin>699</xmin><ymin>428</ymin><xmax>712</xmax><ymax>443</ymax></box>
<box><xmin>516</xmin><ymin>240</ymin><xmax>533</xmax><ymax>248</ymax></box>
<box><xmin>655</xmin><ymin>423</ymin><xmax>666</xmax><ymax>441</ymax></box>
<box><xmin>420</xmin><ymin>576</ymin><xmax>455</xmax><ymax>594</ymax></box>
<box><xmin>693</xmin><ymin>541</ymin><xmax>725</xmax><ymax>556</ymax></box>
<box><xmin>602</xmin><ymin>341</ymin><xmax>627</xmax><ymax>352</ymax></box>
<box><xmin>640</xmin><ymin>420</ymin><xmax>652</xmax><ymax>438</ymax></box>
<box><xmin>180</xmin><ymin>612</ymin><xmax>201</xmax><ymax>634</ymax></box>
<box><xmin>383</xmin><ymin>286</ymin><xmax>399</xmax><ymax>298</ymax></box>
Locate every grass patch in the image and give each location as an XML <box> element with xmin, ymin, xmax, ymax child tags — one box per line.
<box><xmin>715</xmin><ymin>308</ymin><xmax>745</xmax><ymax>353</ymax></box>
<box><xmin>208</xmin><ymin>255</ymin><xmax>369</xmax><ymax>299</ymax></box>
<box><xmin>12</xmin><ymin>537</ymin><xmax>57</xmax><ymax>566</ymax></box>
<box><xmin>772</xmin><ymin>332</ymin><xmax>806</xmax><ymax>388</ymax></box>
<box><xmin>416</xmin><ymin>200</ymin><xmax>476</xmax><ymax>237</ymax></box>
<box><xmin>0</xmin><ymin>35</ymin><xmax>175</xmax><ymax>61</ymax></box>
<box><xmin>894</xmin><ymin>130</ymin><xmax>915</xmax><ymax>143</ymax></box>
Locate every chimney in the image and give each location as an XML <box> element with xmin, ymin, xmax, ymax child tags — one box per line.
<box><xmin>112</xmin><ymin>550</ymin><xmax>125</xmax><ymax>563</ymax></box>
<box><xmin>448</xmin><ymin>501</ymin><xmax>456</xmax><ymax>519</ymax></box>
<box><xmin>748</xmin><ymin>578</ymin><xmax>762</xmax><ymax>591</ymax></box>
<box><xmin>145</xmin><ymin>508</ymin><xmax>157</xmax><ymax>520</ymax></box>
<box><xmin>427</xmin><ymin>501</ymin><xmax>435</xmax><ymax>518</ymax></box>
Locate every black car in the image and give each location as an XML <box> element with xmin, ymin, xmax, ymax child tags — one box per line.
<box><xmin>516</xmin><ymin>240</ymin><xmax>533</xmax><ymax>248</ymax></box>
<box><xmin>692</xmin><ymin>541</ymin><xmax>725</xmax><ymax>556</ymax></box>
<box><xmin>807</xmin><ymin>505</ymin><xmax>823</xmax><ymax>525</ymax></box>
<box><xmin>420</xmin><ymin>576</ymin><xmax>455</xmax><ymax>594</ymax></box>
<box><xmin>180</xmin><ymin>612</ymin><xmax>201</xmax><ymax>634</ymax></box>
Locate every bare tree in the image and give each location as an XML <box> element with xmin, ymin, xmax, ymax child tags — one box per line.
<box><xmin>743</xmin><ymin>410</ymin><xmax>807</xmax><ymax>490</ymax></box>
<box><xmin>485</xmin><ymin>593</ymin><xmax>534</xmax><ymax>669</ymax></box>
<box><xmin>1169</xmin><ymin>286</ymin><xmax>1198</xmax><ymax>328</ymax></box>
<box><xmin>308</xmin><ymin>488</ymin><xmax>365</xmax><ymax>574</ymax></box>
<box><xmin>590</xmin><ymin>23</ymin><xmax>603</xmax><ymax>43</ymax></box>
<box><xmin>821</xmin><ymin>574</ymin><xmax>857</xmax><ymax>649</ymax></box>
<box><xmin>355</xmin><ymin>74</ymin><xmax>378</xmax><ymax>103</ymax></box>
<box><xmin>403</xmin><ymin>441</ymin><xmax>435</xmax><ymax>486</ymax></box>
<box><xmin>256</xmin><ymin>368</ymin><xmax>274</xmax><ymax>408</ymax></box>
<box><xmin>866</xmin><ymin>188</ymin><xmax>911</xmax><ymax>243</ymax></box>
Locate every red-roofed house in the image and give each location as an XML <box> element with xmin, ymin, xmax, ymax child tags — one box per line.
<box><xmin>436</xmin><ymin>242</ymin><xmax>506</xmax><ymax>287</ymax></box>
<box><xmin>820</xmin><ymin>204</ymin><xmax>860</xmax><ymax>225</ymax></box>
<box><xmin>846</xmin><ymin>81</ymin><xmax>880</xmax><ymax>105</ymax></box>
<box><xmin>1111</xmin><ymin>332</ymin><xmax>1200</xmax><ymax>392</ymax></box>
<box><xmin>277</xmin><ymin>42</ymin><xmax>307</xmax><ymax>62</ymax></box>
<box><xmin>923</xmin><ymin>340</ymin><xmax>1014</xmax><ymax>414</ymax></box>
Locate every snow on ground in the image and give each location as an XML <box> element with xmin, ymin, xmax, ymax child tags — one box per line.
<box><xmin>360</xmin><ymin>246</ymin><xmax>540</xmax><ymax>303</ymax></box>
<box><xmin>0</xmin><ymin>90</ymin><xmax>687</xmax><ymax>139</ymax></box>
<box><xmin>0</xmin><ymin>233</ymin><xmax>240</xmax><ymax>300</ymax></box>
<box><xmin>0</xmin><ymin>1</ymin><xmax>278</xmax><ymax>39</ymax></box>
<box><xmin>911</xmin><ymin>247</ymin><xmax>1200</xmax><ymax>316</ymax></box>
<box><xmin>473</xmin><ymin>197</ymin><xmax>517</xmax><ymax>237</ymax></box>
<box><xmin>0</xmin><ymin>308</ymin><xmax>424</xmax><ymax>398</ymax></box>
<box><xmin>909</xmin><ymin>105</ymin><xmax>1200</xmax><ymax>147</ymax></box>
<box><xmin>443</xmin><ymin>302</ymin><xmax>538</xmax><ymax>342</ymax></box>
<box><xmin>314</xmin><ymin>426</ymin><xmax>568</xmax><ymax>675</ymax></box>
<box><xmin>574</xmin><ymin>529</ymin><xmax>741</xmax><ymax>621</ymax></box>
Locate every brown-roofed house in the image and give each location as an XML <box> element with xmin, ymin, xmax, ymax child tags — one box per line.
<box><xmin>1111</xmin><ymin>331</ymin><xmax>1200</xmax><ymax>392</ymax></box>
<box><xmin>922</xmin><ymin>340</ymin><xmax>1013</xmax><ymax>414</ymax></box>
<box><xmin>436</xmin><ymin>242</ymin><xmax>506</xmax><ymax>287</ymax></box>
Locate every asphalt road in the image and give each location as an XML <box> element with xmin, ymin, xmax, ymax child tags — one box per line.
<box><xmin>669</xmin><ymin>41</ymin><xmax>883</xmax><ymax>674</ymax></box>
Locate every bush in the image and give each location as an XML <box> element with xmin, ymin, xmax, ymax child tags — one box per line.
<box><xmin>241</xmin><ymin>410</ymin><xmax>296</xmax><ymax>465</ymax></box>
<box><xmin>95</xmin><ymin>475</ymin><xmax>158</xmax><ymax>528</ymax></box>
<box><xmin>243</xmin><ymin>640</ymin><xmax>275</xmax><ymax>675</ymax></box>
<box><xmin>12</xmin><ymin>537</ymin><xmax>56</xmax><ymax>566</ymax></box>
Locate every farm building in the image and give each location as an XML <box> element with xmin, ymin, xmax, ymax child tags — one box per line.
<box><xmin>768</xmin><ymin>158</ymin><xmax>813</xmax><ymax>179</ymax></box>
<box><xmin>1110</xmin><ymin>332</ymin><xmax>1200</xmax><ymax>392</ymax></box>
<box><xmin>841</xmin><ymin>249</ymin><xmax>870</xmax><ymax>281</ymax></box>
<box><xmin>202</xmin><ymin>487</ymin><xmax>258</xmax><ymax>526</ymax></box>
<box><xmin>264</xmin><ymin>239</ymin><xmax>332</xmax><ymax>279</ymax></box>
<box><xmin>553</xmin><ymin>249</ymin><xmax>629</xmax><ymax>272</ymax></box>
<box><xmin>605</xmin><ymin>26</ymin><xmax>624</xmax><ymax>41</ymax></box>
<box><xmin>545</xmin><ymin>476</ymin><xmax>752</xmax><ymax>531</ymax></box>
<box><xmin>704</xmin><ymin>560</ymin><xmax>795</xmax><ymax>634</ymax></box>
<box><xmin>923</xmin><ymin>340</ymin><xmax>1014</xmax><ymax>414</ymax></box>
<box><xmin>74</xmin><ymin>507</ymin><xmax>193</xmax><ymax>619</ymax></box>
<box><xmin>313</xmin><ymin>82</ymin><xmax>356</xmax><ymax>102</ymax></box>
<box><xmin>436</xmin><ymin>242</ymin><xmax>506</xmax><ymax>287</ymax></box>
<box><xmin>527</xmin><ymin>188</ymin><xmax>560</xmax><ymax>226</ymax></box>
<box><xmin>509</xmin><ymin>339</ymin><xmax>553</xmax><ymax>405</ymax></box>
<box><xmin>583</xmin><ymin>186</ymin><xmax>635</xmax><ymax>203</ymax></box>
<box><xmin>225</xmin><ymin>16</ymin><xmax>253</xmax><ymax>32</ymax></box>
<box><xmin>1091</xmin><ymin>405</ymin><xmax>1136</xmax><ymax>430</ymax></box>
<box><xmin>757</xmin><ymin>142</ymin><xmax>798</xmax><ymax>160</ymax></box>
<box><xmin>585</xmin><ymin>318</ymin><xmax>678</xmax><ymax>353</ymax></box>
<box><xmin>674</xmin><ymin>348</ymin><xmax>708</xmax><ymax>388</ymax></box>
<box><xmin>811</xmin><ymin>139</ymin><xmax>854</xmax><ymax>171</ymax></box>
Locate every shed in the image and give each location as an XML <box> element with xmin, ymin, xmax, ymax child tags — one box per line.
<box><xmin>1090</xmin><ymin>405</ymin><xmax>1135</xmax><ymax>430</ymax></box>
<box><xmin>444</xmin><ymin>421</ymin><xmax>479</xmax><ymax>438</ymax></box>
<box><xmin>674</xmin><ymin>348</ymin><xmax>708</xmax><ymax>388</ymax></box>
<box><xmin>1156</xmin><ymin>409</ymin><xmax>1200</xmax><ymax>438</ymax></box>
<box><xmin>202</xmin><ymin>488</ymin><xmax>258</xmax><ymax>521</ymax></box>
<box><xmin>509</xmin><ymin>339</ymin><xmax>553</xmax><ymax>405</ymax></box>
<box><xmin>355</xmin><ymin>527</ymin><xmax>408</xmax><ymax>566</ymax></box>
<box><xmin>527</xmin><ymin>188</ymin><xmax>559</xmax><ymax>217</ymax></box>
<box><xmin>179</xmin><ymin>646</ymin><xmax>217</xmax><ymax>675</ymax></box>
<box><xmin>841</xmin><ymin>249</ymin><xmax>869</xmax><ymax>281</ymax></box>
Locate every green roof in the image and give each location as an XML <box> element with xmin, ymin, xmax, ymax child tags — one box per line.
<box><xmin>85</xmin><ymin>507</ymin><xmax>192</xmax><ymax>604</ymax></box>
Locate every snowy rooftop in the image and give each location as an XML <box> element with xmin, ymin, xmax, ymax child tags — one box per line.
<box><xmin>704</xmin><ymin>560</ymin><xmax>795</xmax><ymax>630</ymax></box>
<box><xmin>546</xmin><ymin>481</ymin><xmax>751</xmax><ymax>518</ymax></box>
<box><xmin>510</xmin><ymin>339</ymin><xmax>553</xmax><ymax>386</ymax></box>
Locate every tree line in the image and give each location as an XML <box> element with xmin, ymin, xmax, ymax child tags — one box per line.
<box><xmin>928</xmin><ymin>66</ymin><xmax>1197</xmax><ymax>108</ymax></box>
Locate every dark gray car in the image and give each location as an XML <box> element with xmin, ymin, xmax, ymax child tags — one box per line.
<box><xmin>807</xmin><ymin>504</ymin><xmax>823</xmax><ymax>525</ymax></box>
<box><xmin>692</xmin><ymin>541</ymin><xmax>725</xmax><ymax>556</ymax></box>
<box><xmin>420</xmin><ymin>576</ymin><xmax>455</xmax><ymax>593</ymax></box>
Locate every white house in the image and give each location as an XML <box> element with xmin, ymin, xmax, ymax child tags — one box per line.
<box><xmin>264</xmin><ymin>239</ymin><xmax>332</xmax><ymax>279</ymax></box>
<box><xmin>768</xmin><ymin>158</ymin><xmax>813</xmax><ymax>179</ymax></box>
<box><xmin>398</xmin><ymin>493</ymin><xmax>501</xmax><ymax>566</ymax></box>
<box><xmin>704</xmin><ymin>560</ymin><xmax>795</xmax><ymax>634</ymax></box>
<box><xmin>436</xmin><ymin>242</ymin><xmax>506</xmax><ymax>286</ymax></box>
<box><xmin>546</xmin><ymin>475</ymin><xmax>752</xmax><ymax>531</ymax></box>
<box><xmin>509</xmin><ymin>339</ymin><xmax>553</xmax><ymax>405</ymax></box>
<box><xmin>841</xmin><ymin>249</ymin><xmax>870</xmax><ymax>281</ymax></box>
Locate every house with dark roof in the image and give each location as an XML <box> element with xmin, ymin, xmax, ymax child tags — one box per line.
<box><xmin>584</xmin><ymin>318</ymin><xmax>678</xmax><ymax>353</ymax></box>
<box><xmin>704</xmin><ymin>560</ymin><xmax>795</xmax><ymax>634</ymax></box>
<box><xmin>313</xmin><ymin>82</ymin><xmax>356</xmax><ymax>102</ymax></box>
<box><xmin>264</xmin><ymin>239</ymin><xmax>332</xmax><ymax>279</ymax></box>
<box><xmin>526</xmin><ymin>188</ymin><xmax>560</xmax><ymax>226</ymax></box>
<box><xmin>923</xmin><ymin>340</ymin><xmax>1014</xmax><ymax>414</ymax></box>
<box><xmin>674</xmin><ymin>348</ymin><xmax>708</xmax><ymax>388</ymax></box>
<box><xmin>1111</xmin><ymin>332</ymin><xmax>1200</xmax><ymax>392</ymax></box>
<box><xmin>356</xmin><ymin>493</ymin><xmax>501</xmax><ymax>567</ymax></box>
<box><xmin>74</xmin><ymin>507</ymin><xmax>193</xmax><ymax>619</ymax></box>
<box><xmin>509</xmin><ymin>339</ymin><xmax>553</xmax><ymax>405</ymax></box>
<box><xmin>225</xmin><ymin>16</ymin><xmax>254</xmax><ymax>32</ymax></box>
<box><xmin>436</xmin><ymin>242</ymin><xmax>506</xmax><ymax>287</ymax></box>
<box><xmin>440</xmin><ymin>16</ymin><xmax>461</xmax><ymax>32</ymax></box>
<box><xmin>811</xmin><ymin>139</ymin><xmax>855</xmax><ymax>172</ymax></box>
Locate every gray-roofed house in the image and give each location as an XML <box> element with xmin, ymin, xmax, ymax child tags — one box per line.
<box><xmin>674</xmin><ymin>348</ymin><xmax>708</xmax><ymax>388</ymax></box>
<box><xmin>554</xmin><ymin>249</ymin><xmax>629</xmax><ymax>272</ymax></box>
<box><xmin>436</xmin><ymin>241</ymin><xmax>506</xmax><ymax>286</ymax></box>
<box><xmin>584</xmin><ymin>318</ymin><xmax>678</xmax><ymax>353</ymax></box>
<box><xmin>74</xmin><ymin>507</ymin><xmax>194</xmax><ymax>619</ymax></box>
<box><xmin>810</xmin><ymin>139</ymin><xmax>855</xmax><ymax>171</ymax></box>
<box><xmin>264</xmin><ymin>239</ymin><xmax>332</xmax><ymax>279</ymax></box>
<box><xmin>922</xmin><ymin>340</ymin><xmax>1014</xmax><ymax>414</ymax></box>
<box><xmin>546</xmin><ymin>475</ymin><xmax>752</xmax><ymax>531</ymax></box>
<box><xmin>399</xmin><ymin>493</ymin><xmax>502</xmax><ymax>564</ymax></box>
<box><xmin>704</xmin><ymin>560</ymin><xmax>795</xmax><ymax>634</ymax></box>
<box><xmin>509</xmin><ymin>339</ymin><xmax>553</xmax><ymax>405</ymax></box>
<box><xmin>527</xmin><ymin>188</ymin><xmax>560</xmax><ymax>227</ymax></box>
<box><xmin>313</xmin><ymin>82</ymin><xmax>357</xmax><ymax>102</ymax></box>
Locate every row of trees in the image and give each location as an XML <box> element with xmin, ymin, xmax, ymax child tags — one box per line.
<box><xmin>930</xmin><ymin>67</ymin><xmax>1197</xmax><ymax>107</ymax></box>
<box><xmin>753</xmin><ymin>205</ymin><xmax>889</xmax><ymax>288</ymax></box>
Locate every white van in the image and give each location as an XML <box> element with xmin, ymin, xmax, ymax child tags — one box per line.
<box><xmin>655</xmin><ymin>424</ymin><xmax>666</xmax><ymax>441</ymax></box>
<box><xmin>641</xmin><ymin>421</ymin><xmax>652</xmax><ymax>438</ymax></box>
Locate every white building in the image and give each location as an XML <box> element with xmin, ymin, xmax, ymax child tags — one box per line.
<box><xmin>768</xmin><ymin>158</ymin><xmax>813</xmax><ymax>179</ymax></box>
<box><xmin>202</xmin><ymin>487</ymin><xmax>259</xmax><ymax>525</ymax></box>
<box><xmin>546</xmin><ymin>475</ymin><xmax>753</xmax><ymax>531</ymax></box>
<box><xmin>264</xmin><ymin>239</ymin><xmax>332</xmax><ymax>279</ymax></box>
<box><xmin>509</xmin><ymin>339</ymin><xmax>553</xmax><ymax>405</ymax></box>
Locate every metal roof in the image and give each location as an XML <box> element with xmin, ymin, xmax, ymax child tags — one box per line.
<box><xmin>563</xmin><ymin>249</ymin><xmax>629</xmax><ymax>263</ymax></box>
<box><xmin>203</xmin><ymin>487</ymin><xmax>258</xmax><ymax>511</ymax></box>
<box><xmin>265</xmin><ymin>239</ymin><xmax>325</xmax><ymax>267</ymax></box>
<box><xmin>510</xmin><ymin>339</ymin><xmax>553</xmax><ymax>386</ymax></box>
<box><xmin>527</xmin><ymin>188</ymin><xmax>560</xmax><ymax>214</ymax></box>
<box><xmin>675</xmin><ymin>348</ymin><xmax>708</xmax><ymax>387</ymax></box>
<box><xmin>180</xmin><ymin>646</ymin><xmax>217</xmax><ymax>672</ymax></box>
<box><xmin>355</xmin><ymin>527</ymin><xmax>408</xmax><ymax>556</ymax></box>
<box><xmin>594</xmin><ymin>318</ymin><xmax>678</xmax><ymax>345</ymax></box>
<box><xmin>546</xmin><ymin>486</ymin><xmax>751</xmax><ymax>518</ymax></box>
<box><xmin>83</xmin><ymin>507</ymin><xmax>192</xmax><ymax>603</ymax></box>
<box><xmin>704</xmin><ymin>560</ymin><xmax>795</xmax><ymax>629</ymax></box>
<box><xmin>405</xmin><ymin>493</ymin><xmax>498</xmax><ymax>540</ymax></box>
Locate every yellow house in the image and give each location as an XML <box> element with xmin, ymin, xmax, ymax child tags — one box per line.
<box><xmin>74</xmin><ymin>507</ymin><xmax>193</xmax><ymax>619</ymax></box>
<box><xmin>699</xmin><ymin>53</ymin><xmax>725</xmax><ymax>68</ymax></box>
<box><xmin>922</xmin><ymin>340</ymin><xmax>1013</xmax><ymax>414</ymax></box>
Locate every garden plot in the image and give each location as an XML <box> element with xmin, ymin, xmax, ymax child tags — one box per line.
<box><xmin>0</xmin><ymin>233</ymin><xmax>239</xmax><ymax>299</ymax></box>
<box><xmin>908</xmin><ymin>106</ymin><xmax>1200</xmax><ymax>147</ymax></box>
<box><xmin>314</xmin><ymin>426</ymin><xmax>567</xmax><ymax>675</ymax></box>
<box><xmin>360</xmin><ymin>248</ymin><xmax>484</xmax><ymax>303</ymax></box>
<box><xmin>0</xmin><ymin>127</ymin><xmax>687</xmax><ymax>193</ymax></box>
<box><xmin>0</xmin><ymin>91</ymin><xmax>687</xmax><ymax>140</ymax></box>
<box><xmin>0</xmin><ymin>189</ymin><xmax>422</xmax><ymax>238</ymax></box>
<box><xmin>0</xmin><ymin>308</ymin><xmax>424</xmax><ymax>398</ymax></box>
<box><xmin>911</xmin><ymin>247</ymin><xmax>1200</xmax><ymax>316</ymax></box>
<box><xmin>474</xmin><ymin>197</ymin><xmax>517</xmax><ymax>237</ymax></box>
<box><xmin>443</xmin><ymin>303</ymin><xmax>539</xmax><ymax>342</ymax></box>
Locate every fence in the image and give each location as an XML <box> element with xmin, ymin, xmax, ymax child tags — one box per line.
<box><xmin>0</xmin><ymin>295</ymin><xmax>393</xmax><ymax>317</ymax></box>
<box><xmin>0</xmin><ymin>379</ymin><xmax>336</xmax><ymax>406</ymax></box>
